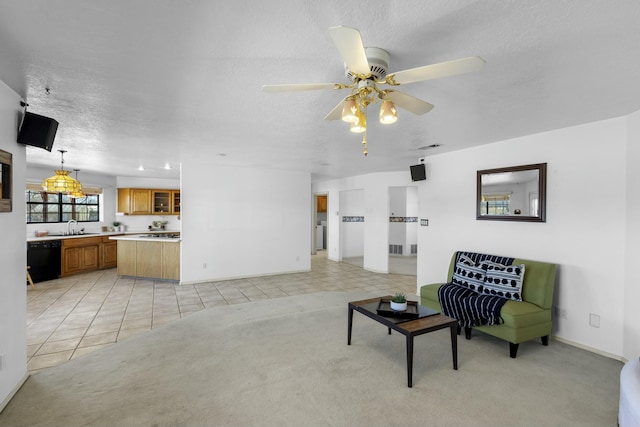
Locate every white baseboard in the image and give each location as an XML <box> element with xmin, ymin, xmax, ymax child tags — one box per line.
<box><xmin>0</xmin><ymin>373</ymin><xmax>29</xmax><ymax>413</ymax></box>
<box><xmin>552</xmin><ymin>335</ymin><xmax>627</xmax><ymax>363</ymax></box>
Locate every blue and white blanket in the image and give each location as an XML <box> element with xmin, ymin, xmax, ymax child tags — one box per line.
<box><xmin>437</xmin><ymin>251</ymin><xmax>515</xmax><ymax>328</ymax></box>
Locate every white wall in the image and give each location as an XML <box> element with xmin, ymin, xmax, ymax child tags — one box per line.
<box><xmin>624</xmin><ymin>110</ymin><xmax>640</xmax><ymax>360</ymax></box>
<box><xmin>417</xmin><ymin>117</ymin><xmax>628</xmax><ymax>358</ymax></box>
<box><xmin>180</xmin><ymin>162</ymin><xmax>310</xmax><ymax>283</ymax></box>
<box><xmin>339</xmin><ymin>189</ymin><xmax>364</xmax><ymax>259</ymax></box>
<box><xmin>0</xmin><ymin>81</ymin><xmax>27</xmax><ymax>408</ymax></box>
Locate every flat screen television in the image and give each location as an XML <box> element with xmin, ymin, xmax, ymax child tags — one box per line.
<box><xmin>17</xmin><ymin>112</ymin><xmax>59</xmax><ymax>152</ymax></box>
<box><xmin>410</xmin><ymin>164</ymin><xmax>426</xmax><ymax>181</ymax></box>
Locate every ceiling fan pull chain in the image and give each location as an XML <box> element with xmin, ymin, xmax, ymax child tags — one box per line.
<box><xmin>362</xmin><ymin>131</ymin><xmax>368</xmax><ymax>156</ymax></box>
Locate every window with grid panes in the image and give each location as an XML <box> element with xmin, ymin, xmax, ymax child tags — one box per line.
<box><xmin>26</xmin><ymin>190</ymin><xmax>100</xmax><ymax>223</ymax></box>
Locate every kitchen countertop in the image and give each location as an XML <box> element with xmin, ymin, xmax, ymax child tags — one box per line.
<box><xmin>27</xmin><ymin>230</ymin><xmax>181</xmax><ymax>243</ymax></box>
<box><xmin>109</xmin><ymin>234</ymin><xmax>181</xmax><ymax>243</ymax></box>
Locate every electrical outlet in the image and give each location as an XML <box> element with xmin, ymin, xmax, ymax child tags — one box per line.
<box><xmin>589</xmin><ymin>313</ymin><xmax>601</xmax><ymax>328</ymax></box>
<box><xmin>202</xmin><ymin>262</ymin><xmax>207</xmax><ymax>269</ymax></box>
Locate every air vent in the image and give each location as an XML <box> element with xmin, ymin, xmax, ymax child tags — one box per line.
<box><xmin>389</xmin><ymin>244</ymin><xmax>403</xmax><ymax>255</ymax></box>
<box><xmin>417</xmin><ymin>144</ymin><xmax>442</xmax><ymax>150</ymax></box>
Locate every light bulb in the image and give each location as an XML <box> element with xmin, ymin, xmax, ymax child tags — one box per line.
<box><xmin>341</xmin><ymin>98</ymin><xmax>358</xmax><ymax>123</ymax></box>
<box><xmin>350</xmin><ymin>109</ymin><xmax>366</xmax><ymax>133</ymax></box>
<box><xmin>379</xmin><ymin>100</ymin><xmax>397</xmax><ymax>124</ymax></box>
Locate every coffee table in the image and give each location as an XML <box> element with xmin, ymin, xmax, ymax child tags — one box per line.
<box><xmin>348</xmin><ymin>296</ymin><xmax>458</xmax><ymax>388</ymax></box>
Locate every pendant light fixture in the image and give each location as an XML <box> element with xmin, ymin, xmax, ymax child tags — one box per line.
<box><xmin>68</xmin><ymin>169</ymin><xmax>86</xmax><ymax>198</ymax></box>
<box><xmin>42</xmin><ymin>149</ymin><xmax>82</xmax><ymax>194</ymax></box>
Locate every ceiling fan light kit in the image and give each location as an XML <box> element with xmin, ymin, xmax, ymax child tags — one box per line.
<box><xmin>341</xmin><ymin>97</ymin><xmax>359</xmax><ymax>123</ymax></box>
<box><xmin>262</xmin><ymin>25</ymin><xmax>484</xmax><ymax>156</ymax></box>
<box><xmin>379</xmin><ymin>99</ymin><xmax>398</xmax><ymax>124</ymax></box>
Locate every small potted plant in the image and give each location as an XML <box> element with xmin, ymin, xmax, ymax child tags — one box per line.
<box><xmin>390</xmin><ymin>292</ymin><xmax>408</xmax><ymax>311</ymax></box>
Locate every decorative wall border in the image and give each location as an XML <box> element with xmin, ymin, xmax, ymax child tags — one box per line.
<box><xmin>342</xmin><ymin>216</ymin><xmax>365</xmax><ymax>222</ymax></box>
<box><xmin>389</xmin><ymin>216</ymin><xmax>418</xmax><ymax>223</ymax></box>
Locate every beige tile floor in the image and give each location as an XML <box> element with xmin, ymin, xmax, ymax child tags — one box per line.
<box><xmin>26</xmin><ymin>252</ymin><xmax>417</xmax><ymax>373</ymax></box>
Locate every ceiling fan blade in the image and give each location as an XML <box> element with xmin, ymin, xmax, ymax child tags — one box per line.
<box><xmin>324</xmin><ymin>99</ymin><xmax>346</xmax><ymax>121</ymax></box>
<box><xmin>328</xmin><ymin>25</ymin><xmax>370</xmax><ymax>77</ymax></box>
<box><xmin>387</xmin><ymin>56</ymin><xmax>485</xmax><ymax>85</ymax></box>
<box><xmin>385</xmin><ymin>90</ymin><xmax>434</xmax><ymax>115</ymax></box>
<box><xmin>262</xmin><ymin>83</ymin><xmax>340</xmax><ymax>93</ymax></box>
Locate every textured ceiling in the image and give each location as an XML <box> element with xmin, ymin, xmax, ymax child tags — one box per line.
<box><xmin>1</xmin><ymin>0</ymin><xmax>639</xmax><ymax>182</ymax></box>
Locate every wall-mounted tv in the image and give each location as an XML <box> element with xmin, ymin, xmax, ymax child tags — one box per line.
<box><xmin>17</xmin><ymin>111</ymin><xmax>59</xmax><ymax>152</ymax></box>
<box><xmin>410</xmin><ymin>164</ymin><xmax>426</xmax><ymax>181</ymax></box>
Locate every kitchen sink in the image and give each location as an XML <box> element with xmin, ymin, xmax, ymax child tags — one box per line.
<box><xmin>48</xmin><ymin>232</ymin><xmax>100</xmax><ymax>236</ymax></box>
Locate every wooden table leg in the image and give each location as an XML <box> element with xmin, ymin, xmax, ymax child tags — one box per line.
<box><xmin>406</xmin><ymin>335</ymin><xmax>414</xmax><ymax>388</ymax></box>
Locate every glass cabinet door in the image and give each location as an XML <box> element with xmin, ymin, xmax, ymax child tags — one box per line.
<box><xmin>172</xmin><ymin>191</ymin><xmax>180</xmax><ymax>214</ymax></box>
<box><xmin>153</xmin><ymin>191</ymin><xmax>171</xmax><ymax>214</ymax></box>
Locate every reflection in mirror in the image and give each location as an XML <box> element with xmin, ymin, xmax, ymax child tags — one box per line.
<box><xmin>0</xmin><ymin>148</ymin><xmax>11</xmax><ymax>213</ymax></box>
<box><xmin>477</xmin><ymin>163</ymin><xmax>546</xmax><ymax>222</ymax></box>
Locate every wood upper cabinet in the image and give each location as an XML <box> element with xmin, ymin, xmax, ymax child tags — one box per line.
<box><xmin>172</xmin><ymin>191</ymin><xmax>181</xmax><ymax>215</ymax></box>
<box><xmin>153</xmin><ymin>190</ymin><xmax>171</xmax><ymax>214</ymax></box>
<box><xmin>118</xmin><ymin>188</ymin><xmax>152</xmax><ymax>215</ymax></box>
<box><xmin>317</xmin><ymin>195</ymin><xmax>327</xmax><ymax>212</ymax></box>
<box><xmin>118</xmin><ymin>188</ymin><xmax>180</xmax><ymax>215</ymax></box>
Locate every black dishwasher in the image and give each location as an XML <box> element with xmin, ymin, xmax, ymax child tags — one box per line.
<box><xmin>27</xmin><ymin>240</ymin><xmax>62</xmax><ymax>283</ymax></box>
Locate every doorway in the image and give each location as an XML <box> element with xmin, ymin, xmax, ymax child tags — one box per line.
<box><xmin>315</xmin><ymin>194</ymin><xmax>328</xmax><ymax>252</ymax></box>
<box><xmin>388</xmin><ymin>186</ymin><xmax>417</xmax><ymax>276</ymax></box>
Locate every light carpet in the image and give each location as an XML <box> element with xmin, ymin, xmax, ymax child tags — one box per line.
<box><xmin>0</xmin><ymin>291</ymin><xmax>622</xmax><ymax>427</ymax></box>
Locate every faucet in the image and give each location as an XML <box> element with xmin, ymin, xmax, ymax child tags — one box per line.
<box><xmin>67</xmin><ymin>219</ymin><xmax>78</xmax><ymax>235</ymax></box>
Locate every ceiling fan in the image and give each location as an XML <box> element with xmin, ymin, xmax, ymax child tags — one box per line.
<box><xmin>262</xmin><ymin>25</ymin><xmax>485</xmax><ymax>155</ymax></box>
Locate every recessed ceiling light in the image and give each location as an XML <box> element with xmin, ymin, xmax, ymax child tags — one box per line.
<box><xmin>138</xmin><ymin>165</ymin><xmax>145</xmax><ymax>171</ymax></box>
<box><xmin>164</xmin><ymin>163</ymin><xmax>172</xmax><ymax>170</ymax></box>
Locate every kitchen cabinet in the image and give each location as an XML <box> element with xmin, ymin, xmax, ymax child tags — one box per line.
<box><xmin>161</xmin><ymin>241</ymin><xmax>180</xmax><ymax>280</ymax></box>
<box><xmin>114</xmin><ymin>237</ymin><xmax>180</xmax><ymax>281</ymax></box>
<box><xmin>116</xmin><ymin>240</ymin><xmax>137</xmax><ymax>276</ymax></box>
<box><xmin>118</xmin><ymin>188</ymin><xmax>152</xmax><ymax>215</ymax></box>
<box><xmin>61</xmin><ymin>236</ymin><xmax>101</xmax><ymax>276</ymax></box>
<box><xmin>317</xmin><ymin>195</ymin><xmax>327</xmax><ymax>212</ymax></box>
<box><xmin>172</xmin><ymin>191</ymin><xmax>181</xmax><ymax>215</ymax></box>
<box><xmin>153</xmin><ymin>190</ymin><xmax>171</xmax><ymax>214</ymax></box>
<box><xmin>100</xmin><ymin>235</ymin><xmax>119</xmax><ymax>269</ymax></box>
<box><xmin>117</xmin><ymin>188</ymin><xmax>180</xmax><ymax>215</ymax></box>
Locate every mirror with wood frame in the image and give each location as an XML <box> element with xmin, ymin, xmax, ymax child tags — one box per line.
<box><xmin>0</xmin><ymin>148</ymin><xmax>12</xmax><ymax>213</ymax></box>
<box><xmin>477</xmin><ymin>163</ymin><xmax>546</xmax><ymax>222</ymax></box>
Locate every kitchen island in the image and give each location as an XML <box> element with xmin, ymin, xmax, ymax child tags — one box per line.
<box><xmin>110</xmin><ymin>234</ymin><xmax>181</xmax><ymax>281</ymax></box>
